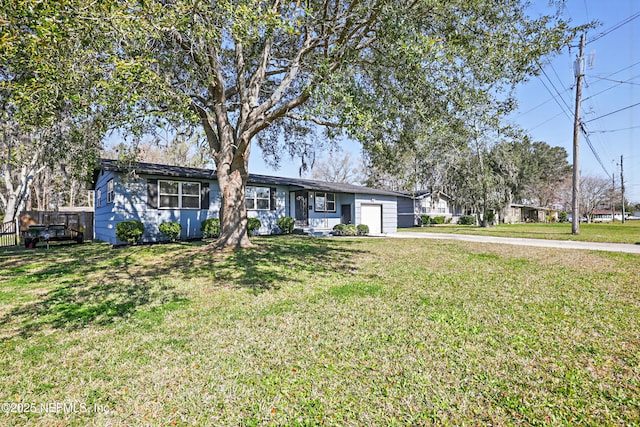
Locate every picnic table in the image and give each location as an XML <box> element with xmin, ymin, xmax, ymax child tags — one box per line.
<box><xmin>24</xmin><ymin>224</ymin><xmax>84</xmax><ymax>248</ymax></box>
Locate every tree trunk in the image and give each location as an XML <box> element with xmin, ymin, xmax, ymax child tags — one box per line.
<box><xmin>213</xmin><ymin>131</ymin><xmax>252</xmax><ymax>249</ymax></box>
<box><xmin>3</xmin><ymin>196</ymin><xmax>17</xmax><ymax>223</ymax></box>
<box><xmin>216</xmin><ymin>166</ymin><xmax>251</xmax><ymax>249</ymax></box>
<box><xmin>69</xmin><ymin>182</ymin><xmax>76</xmax><ymax>208</ymax></box>
<box><xmin>2</xmin><ymin>164</ymin><xmax>35</xmax><ymax>223</ymax></box>
<box><xmin>480</xmin><ymin>185</ymin><xmax>490</xmax><ymax>227</ymax></box>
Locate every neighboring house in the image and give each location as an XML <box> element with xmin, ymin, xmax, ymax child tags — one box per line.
<box><xmin>503</xmin><ymin>204</ymin><xmax>558</xmax><ymax>223</ymax></box>
<box><xmin>591</xmin><ymin>209</ymin><xmax>624</xmax><ymax>223</ymax></box>
<box><xmin>397</xmin><ymin>191</ymin><xmax>462</xmax><ymax>228</ymax></box>
<box><xmin>91</xmin><ymin>159</ymin><xmax>401</xmax><ymax>244</ymax></box>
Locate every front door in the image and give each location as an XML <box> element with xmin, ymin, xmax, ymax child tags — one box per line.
<box><xmin>294</xmin><ymin>191</ymin><xmax>308</xmax><ymax>226</ymax></box>
<box><xmin>341</xmin><ymin>204</ymin><xmax>352</xmax><ymax>224</ymax></box>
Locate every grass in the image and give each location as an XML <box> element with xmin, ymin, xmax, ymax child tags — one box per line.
<box><xmin>400</xmin><ymin>221</ymin><xmax>640</xmax><ymax>244</ymax></box>
<box><xmin>1</xmin><ymin>237</ymin><xmax>639</xmax><ymax>425</ymax></box>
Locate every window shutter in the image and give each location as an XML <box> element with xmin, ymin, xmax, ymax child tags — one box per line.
<box><xmin>270</xmin><ymin>187</ymin><xmax>277</xmax><ymax>211</ymax></box>
<box><xmin>147</xmin><ymin>179</ymin><xmax>158</xmax><ymax>209</ymax></box>
<box><xmin>201</xmin><ymin>182</ymin><xmax>210</xmax><ymax>209</ymax></box>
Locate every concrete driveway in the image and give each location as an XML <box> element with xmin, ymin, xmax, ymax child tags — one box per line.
<box><xmin>387</xmin><ymin>232</ymin><xmax>640</xmax><ymax>254</ymax></box>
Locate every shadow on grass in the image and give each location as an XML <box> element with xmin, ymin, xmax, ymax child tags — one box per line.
<box><xmin>0</xmin><ymin>236</ymin><xmax>368</xmax><ymax>338</ymax></box>
<box><xmin>189</xmin><ymin>235</ymin><xmax>368</xmax><ymax>293</ymax></box>
<box><xmin>0</xmin><ymin>242</ymin><xmax>192</xmax><ymax>339</ymax></box>
<box><xmin>2</xmin><ymin>277</ymin><xmax>187</xmax><ymax>339</ymax></box>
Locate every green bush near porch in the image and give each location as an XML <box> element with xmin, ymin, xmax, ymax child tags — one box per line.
<box><xmin>277</xmin><ymin>216</ymin><xmax>295</xmax><ymax>234</ymax></box>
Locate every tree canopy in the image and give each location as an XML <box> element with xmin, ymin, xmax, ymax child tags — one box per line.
<box><xmin>0</xmin><ymin>0</ymin><xmax>108</xmax><ymax>221</ymax></box>
<box><xmin>3</xmin><ymin>0</ymin><xmax>583</xmax><ymax>243</ymax></box>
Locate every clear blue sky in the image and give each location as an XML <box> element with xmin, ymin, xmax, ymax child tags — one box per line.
<box><xmin>249</xmin><ymin>0</ymin><xmax>640</xmax><ymax>203</ymax></box>
<box><xmin>512</xmin><ymin>0</ymin><xmax>640</xmax><ymax>203</ymax></box>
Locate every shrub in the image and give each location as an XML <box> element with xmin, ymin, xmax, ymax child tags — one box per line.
<box><xmin>344</xmin><ymin>224</ymin><xmax>357</xmax><ymax>236</ymax></box>
<box><xmin>486</xmin><ymin>211</ymin><xmax>495</xmax><ymax>225</ymax></box>
<box><xmin>159</xmin><ymin>222</ymin><xmax>181</xmax><ymax>241</ymax></box>
<box><xmin>116</xmin><ymin>220</ymin><xmax>144</xmax><ymax>244</ymax></box>
<box><xmin>459</xmin><ymin>215</ymin><xmax>476</xmax><ymax>225</ymax></box>
<box><xmin>247</xmin><ymin>217</ymin><xmax>261</xmax><ymax>235</ymax></box>
<box><xmin>558</xmin><ymin>211</ymin><xmax>568</xmax><ymax>222</ymax></box>
<box><xmin>201</xmin><ymin>218</ymin><xmax>221</xmax><ymax>238</ymax></box>
<box><xmin>277</xmin><ymin>216</ymin><xmax>295</xmax><ymax>234</ymax></box>
<box><xmin>431</xmin><ymin>216</ymin><xmax>446</xmax><ymax>225</ymax></box>
<box><xmin>357</xmin><ymin>224</ymin><xmax>369</xmax><ymax>235</ymax></box>
<box><xmin>333</xmin><ymin>223</ymin><xmax>357</xmax><ymax>236</ymax></box>
<box><xmin>333</xmin><ymin>223</ymin><xmax>347</xmax><ymax>236</ymax></box>
<box><xmin>420</xmin><ymin>215</ymin><xmax>431</xmax><ymax>226</ymax></box>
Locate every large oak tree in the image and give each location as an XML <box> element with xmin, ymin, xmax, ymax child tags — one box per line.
<box><xmin>97</xmin><ymin>0</ymin><xmax>581</xmax><ymax>248</ymax></box>
<box><xmin>6</xmin><ymin>0</ymin><xmax>581</xmax><ymax>246</ymax></box>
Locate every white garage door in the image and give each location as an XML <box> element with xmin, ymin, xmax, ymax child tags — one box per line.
<box><xmin>361</xmin><ymin>204</ymin><xmax>382</xmax><ymax>234</ymax></box>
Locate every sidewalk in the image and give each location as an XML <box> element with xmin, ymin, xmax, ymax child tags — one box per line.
<box><xmin>387</xmin><ymin>232</ymin><xmax>640</xmax><ymax>254</ymax></box>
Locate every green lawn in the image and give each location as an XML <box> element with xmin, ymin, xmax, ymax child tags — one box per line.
<box><xmin>400</xmin><ymin>221</ymin><xmax>640</xmax><ymax>244</ymax></box>
<box><xmin>1</xmin><ymin>237</ymin><xmax>639</xmax><ymax>425</ymax></box>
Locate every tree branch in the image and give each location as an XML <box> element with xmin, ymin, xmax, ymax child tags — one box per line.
<box><xmin>285</xmin><ymin>113</ymin><xmax>343</xmax><ymax>127</ymax></box>
<box><xmin>191</xmin><ymin>102</ymin><xmax>220</xmax><ymax>153</ymax></box>
<box><xmin>248</xmin><ymin>30</ymin><xmax>315</xmax><ymax>123</ymax></box>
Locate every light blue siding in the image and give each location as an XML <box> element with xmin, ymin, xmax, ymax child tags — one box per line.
<box><xmin>94</xmin><ymin>169</ymin><xmax>119</xmax><ymax>244</ymax></box>
<box><xmin>308</xmin><ymin>193</ymin><xmax>354</xmax><ymax>232</ymax></box>
<box><xmin>247</xmin><ymin>186</ymin><xmax>288</xmax><ymax>234</ymax></box>
<box><xmin>94</xmin><ymin>171</ymin><xmax>218</xmax><ymax>244</ymax></box>
<box><xmin>93</xmin><ymin>168</ymin><xmax>399</xmax><ymax>243</ymax></box>
<box><xmin>355</xmin><ymin>194</ymin><xmax>397</xmax><ymax>233</ymax></box>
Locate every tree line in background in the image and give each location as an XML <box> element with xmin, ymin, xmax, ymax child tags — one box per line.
<box><xmin>2</xmin><ymin>0</ymin><xmax>607</xmax><ymax>246</ymax></box>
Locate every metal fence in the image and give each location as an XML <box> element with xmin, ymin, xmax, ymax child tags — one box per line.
<box><xmin>0</xmin><ymin>220</ymin><xmax>18</xmax><ymax>247</ymax></box>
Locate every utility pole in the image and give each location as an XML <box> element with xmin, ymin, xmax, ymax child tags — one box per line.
<box><xmin>572</xmin><ymin>33</ymin><xmax>586</xmax><ymax>235</ymax></box>
<box><xmin>621</xmin><ymin>155</ymin><xmax>625</xmax><ymax>224</ymax></box>
<box><xmin>611</xmin><ymin>173</ymin><xmax>615</xmax><ymax>222</ymax></box>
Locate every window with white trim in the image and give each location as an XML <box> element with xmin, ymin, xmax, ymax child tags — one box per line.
<box><xmin>96</xmin><ymin>188</ymin><xmax>102</xmax><ymax>208</ymax></box>
<box><xmin>107</xmin><ymin>179</ymin><xmax>114</xmax><ymax>204</ymax></box>
<box><xmin>314</xmin><ymin>192</ymin><xmax>336</xmax><ymax>212</ymax></box>
<box><xmin>159</xmin><ymin>180</ymin><xmax>201</xmax><ymax>209</ymax></box>
<box><xmin>245</xmin><ymin>186</ymin><xmax>270</xmax><ymax>210</ymax></box>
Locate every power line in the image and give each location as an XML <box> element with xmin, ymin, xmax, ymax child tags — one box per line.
<box><xmin>514</xmin><ymin>93</ymin><xmax>564</xmax><ymax>118</ymax></box>
<box><xmin>549</xmin><ymin>63</ymin><xmax>569</xmax><ymax>96</ymax></box>
<box><xmin>583</xmin><ymin>101</ymin><xmax>640</xmax><ymax>123</ymax></box>
<box><xmin>526</xmin><ymin>41</ymin><xmax>611</xmax><ymax>180</ymax></box>
<box><xmin>590</xmin><ymin>59</ymin><xmax>640</xmax><ymax>81</ymax></box>
<box><xmin>539</xmin><ymin>67</ymin><xmax>575</xmax><ymax>117</ymax></box>
<box><xmin>528</xmin><ymin>111</ymin><xmax>566</xmax><ymax>131</ymax></box>
<box><xmin>583</xmin><ymin>0</ymin><xmax>590</xmax><ymax>21</ymax></box>
<box><xmin>588</xmin><ymin>124</ymin><xmax>640</xmax><ymax>134</ymax></box>
<box><xmin>532</xmin><ymin>70</ymin><xmax>574</xmax><ymax>122</ymax></box>
<box><xmin>595</xmin><ymin>77</ymin><xmax>640</xmax><ymax>86</ymax></box>
<box><xmin>586</xmin><ymin>11</ymin><xmax>640</xmax><ymax>45</ymax></box>
<box><xmin>583</xmin><ymin>73</ymin><xmax>640</xmax><ymax>101</ymax></box>
<box><xmin>581</xmin><ymin>124</ymin><xmax>611</xmax><ymax>178</ymax></box>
